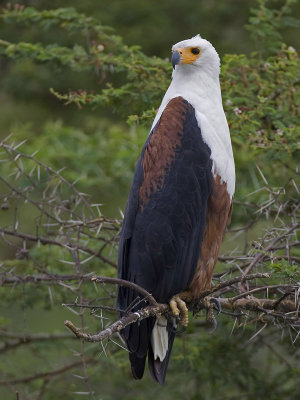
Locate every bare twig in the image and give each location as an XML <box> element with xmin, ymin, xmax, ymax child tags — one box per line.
<box><xmin>0</xmin><ymin>273</ymin><xmax>96</xmax><ymax>286</ymax></box>
<box><xmin>0</xmin><ymin>358</ymin><xmax>95</xmax><ymax>385</ymax></box>
<box><xmin>201</xmin><ymin>272</ymin><xmax>270</xmax><ymax>298</ymax></box>
<box><xmin>64</xmin><ymin>304</ymin><xmax>168</xmax><ymax>341</ymax></box>
<box><xmin>91</xmin><ymin>276</ymin><xmax>159</xmax><ymax>306</ymax></box>
<box><xmin>0</xmin><ymin>228</ymin><xmax>117</xmax><ymax>268</ymax></box>
<box><xmin>231</xmin><ymin>284</ymin><xmax>298</xmax><ymax>302</ymax></box>
<box><xmin>243</xmin><ymin>223</ymin><xmax>299</xmax><ymax>276</ymax></box>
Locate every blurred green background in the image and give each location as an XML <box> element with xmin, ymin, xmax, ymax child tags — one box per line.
<box><xmin>1</xmin><ymin>0</ymin><xmax>299</xmax><ymax>217</ymax></box>
<box><xmin>0</xmin><ymin>0</ymin><xmax>299</xmax><ymax>399</ymax></box>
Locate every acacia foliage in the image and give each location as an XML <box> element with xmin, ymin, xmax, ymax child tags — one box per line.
<box><xmin>0</xmin><ymin>1</ymin><xmax>299</xmax><ymax>399</ymax></box>
<box><xmin>1</xmin><ymin>1</ymin><xmax>299</xmax><ymax>169</ymax></box>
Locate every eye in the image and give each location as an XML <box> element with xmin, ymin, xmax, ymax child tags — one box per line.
<box><xmin>191</xmin><ymin>48</ymin><xmax>200</xmax><ymax>55</ymax></box>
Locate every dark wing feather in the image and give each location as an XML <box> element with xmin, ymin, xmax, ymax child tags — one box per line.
<box><xmin>117</xmin><ymin>96</ymin><xmax>212</xmax><ymax>381</ymax></box>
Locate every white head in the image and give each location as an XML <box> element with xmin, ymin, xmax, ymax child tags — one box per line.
<box><xmin>171</xmin><ymin>34</ymin><xmax>220</xmax><ymax>78</ymax></box>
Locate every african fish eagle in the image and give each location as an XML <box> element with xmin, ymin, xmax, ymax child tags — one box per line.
<box><xmin>117</xmin><ymin>34</ymin><xmax>235</xmax><ymax>384</ymax></box>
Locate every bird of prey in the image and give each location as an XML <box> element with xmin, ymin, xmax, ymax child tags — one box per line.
<box><xmin>117</xmin><ymin>34</ymin><xmax>235</xmax><ymax>384</ymax></box>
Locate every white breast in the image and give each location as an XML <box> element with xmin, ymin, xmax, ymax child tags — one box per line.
<box><xmin>151</xmin><ymin>66</ymin><xmax>235</xmax><ymax>198</ymax></box>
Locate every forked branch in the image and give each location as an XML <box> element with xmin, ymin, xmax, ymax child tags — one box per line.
<box><xmin>64</xmin><ymin>273</ymin><xmax>299</xmax><ymax>343</ymax></box>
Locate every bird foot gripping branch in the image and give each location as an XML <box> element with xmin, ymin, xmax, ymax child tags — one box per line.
<box><xmin>202</xmin><ymin>296</ymin><xmax>222</xmax><ymax>332</ymax></box>
<box><xmin>169</xmin><ymin>292</ymin><xmax>192</xmax><ymax>327</ymax></box>
<box><xmin>169</xmin><ymin>293</ymin><xmax>222</xmax><ymax>331</ymax></box>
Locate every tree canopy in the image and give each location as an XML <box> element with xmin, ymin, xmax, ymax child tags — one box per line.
<box><xmin>0</xmin><ymin>1</ymin><xmax>299</xmax><ymax>399</ymax></box>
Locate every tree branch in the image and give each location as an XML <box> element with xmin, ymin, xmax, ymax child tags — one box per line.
<box><xmin>0</xmin><ymin>358</ymin><xmax>95</xmax><ymax>385</ymax></box>
<box><xmin>243</xmin><ymin>223</ymin><xmax>299</xmax><ymax>276</ymax></box>
<box><xmin>63</xmin><ymin>272</ymin><xmax>300</xmax><ymax>343</ymax></box>
<box><xmin>0</xmin><ymin>228</ymin><xmax>117</xmax><ymax>268</ymax></box>
<box><xmin>0</xmin><ymin>331</ymin><xmax>75</xmax><ymax>353</ymax></box>
<box><xmin>64</xmin><ymin>293</ymin><xmax>299</xmax><ymax>343</ymax></box>
<box><xmin>201</xmin><ymin>272</ymin><xmax>270</xmax><ymax>298</ymax></box>
<box><xmin>64</xmin><ymin>304</ymin><xmax>168</xmax><ymax>341</ymax></box>
<box><xmin>91</xmin><ymin>276</ymin><xmax>159</xmax><ymax>306</ymax></box>
<box><xmin>0</xmin><ymin>273</ymin><xmax>96</xmax><ymax>286</ymax></box>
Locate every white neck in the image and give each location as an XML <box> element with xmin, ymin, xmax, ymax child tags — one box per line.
<box><xmin>151</xmin><ymin>65</ymin><xmax>235</xmax><ymax>198</ymax></box>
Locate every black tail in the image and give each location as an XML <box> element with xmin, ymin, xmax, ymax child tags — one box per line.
<box><xmin>124</xmin><ymin>317</ymin><xmax>154</xmax><ymax>379</ymax></box>
<box><xmin>129</xmin><ymin>352</ymin><xmax>147</xmax><ymax>379</ymax></box>
<box><xmin>127</xmin><ymin>319</ymin><xmax>176</xmax><ymax>384</ymax></box>
<box><xmin>148</xmin><ymin>327</ymin><xmax>176</xmax><ymax>384</ymax></box>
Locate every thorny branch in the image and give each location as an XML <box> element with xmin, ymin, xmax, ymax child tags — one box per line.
<box><xmin>63</xmin><ymin>273</ymin><xmax>300</xmax><ymax>342</ymax></box>
<box><xmin>0</xmin><ymin>228</ymin><xmax>118</xmax><ymax>268</ymax></box>
<box><xmin>0</xmin><ymin>140</ymin><xmax>299</xmax><ymax>393</ymax></box>
<box><xmin>65</xmin><ymin>304</ymin><xmax>168</xmax><ymax>342</ymax></box>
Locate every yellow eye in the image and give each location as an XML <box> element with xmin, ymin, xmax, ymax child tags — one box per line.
<box><xmin>191</xmin><ymin>48</ymin><xmax>200</xmax><ymax>55</ymax></box>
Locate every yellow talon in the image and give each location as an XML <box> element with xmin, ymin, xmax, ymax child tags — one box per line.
<box><xmin>169</xmin><ymin>293</ymin><xmax>189</xmax><ymax>327</ymax></box>
<box><xmin>169</xmin><ymin>297</ymin><xmax>180</xmax><ymax>317</ymax></box>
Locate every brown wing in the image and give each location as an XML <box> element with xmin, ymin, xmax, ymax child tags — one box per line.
<box><xmin>189</xmin><ymin>173</ymin><xmax>232</xmax><ymax>297</ymax></box>
<box><xmin>118</xmin><ymin>96</ymin><xmax>213</xmax><ymax>382</ymax></box>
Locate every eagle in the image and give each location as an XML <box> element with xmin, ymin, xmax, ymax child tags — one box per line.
<box><xmin>117</xmin><ymin>34</ymin><xmax>235</xmax><ymax>384</ymax></box>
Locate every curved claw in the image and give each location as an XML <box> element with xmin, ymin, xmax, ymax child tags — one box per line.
<box><xmin>168</xmin><ymin>315</ymin><xmax>179</xmax><ymax>333</ymax></box>
<box><xmin>168</xmin><ymin>320</ymin><xmax>186</xmax><ymax>334</ymax></box>
<box><xmin>174</xmin><ymin>315</ymin><xmax>180</xmax><ymax>326</ymax></box>
<box><xmin>207</xmin><ymin>317</ymin><xmax>218</xmax><ymax>334</ymax></box>
<box><xmin>210</xmin><ymin>297</ymin><xmax>221</xmax><ymax>315</ymax></box>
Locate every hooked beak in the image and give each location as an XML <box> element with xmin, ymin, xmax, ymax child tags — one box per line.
<box><xmin>172</xmin><ymin>50</ymin><xmax>181</xmax><ymax>70</ymax></box>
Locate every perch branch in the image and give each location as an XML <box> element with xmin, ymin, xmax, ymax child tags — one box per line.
<box><xmin>65</xmin><ymin>272</ymin><xmax>299</xmax><ymax>343</ymax></box>
<box><xmin>65</xmin><ymin>303</ymin><xmax>168</xmax><ymax>341</ymax></box>
<box><xmin>65</xmin><ymin>295</ymin><xmax>299</xmax><ymax>343</ymax></box>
